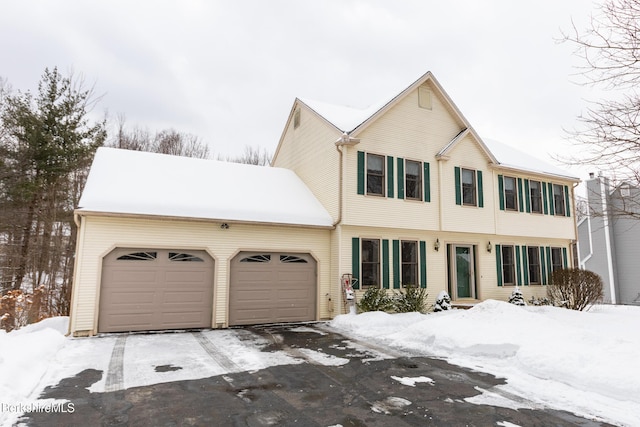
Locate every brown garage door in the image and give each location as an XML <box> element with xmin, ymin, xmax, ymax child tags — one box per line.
<box><xmin>99</xmin><ymin>248</ymin><xmax>214</xmax><ymax>333</ymax></box>
<box><xmin>229</xmin><ymin>252</ymin><xmax>316</xmax><ymax>326</ymax></box>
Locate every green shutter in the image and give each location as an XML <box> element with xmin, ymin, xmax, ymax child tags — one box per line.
<box><xmin>477</xmin><ymin>170</ymin><xmax>484</xmax><ymax>208</ymax></box>
<box><xmin>548</xmin><ymin>182</ymin><xmax>555</xmax><ymax>215</ymax></box>
<box><xmin>351</xmin><ymin>237</ymin><xmax>360</xmax><ymax>289</ymax></box>
<box><xmin>387</xmin><ymin>156</ymin><xmax>394</xmax><ymax>198</ymax></box>
<box><xmin>496</xmin><ymin>244</ymin><xmax>503</xmax><ymax>286</ymax></box>
<box><xmin>545</xmin><ymin>246</ymin><xmax>552</xmax><ymax>283</ymax></box>
<box><xmin>392</xmin><ymin>240</ymin><xmax>400</xmax><ymax>289</ymax></box>
<box><xmin>540</xmin><ymin>246</ymin><xmax>547</xmax><ymax>285</ymax></box>
<box><xmin>382</xmin><ymin>239</ymin><xmax>390</xmax><ymax>289</ymax></box>
<box><xmin>424</xmin><ymin>162</ymin><xmax>431</xmax><ymax>202</ymax></box>
<box><xmin>455</xmin><ymin>166</ymin><xmax>462</xmax><ymax>205</ymax></box>
<box><xmin>522</xmin><ymin>245</ymin><xmax>529</xmax><ymax>285</ymax></box>
<box><xmin>517</xmin><ymin>178</ymin><xmax>524</xmax><ymax>212</ymax></box>
<box><xmin>564</xmin><ymin>185</ymin><xmax>571</xmax><ymax>217</ymax></box>
<box><xmin>419</xmin><ymin>240</ymin><xmax>427</xmax><ymax>288</ymax></box>
<box><xmin>498</xmin><ymin>175</ymin><xmax>505</xmax><ymax>210</ymax></box>
<box><xmin>397</xmin><ymin>158</ymin><xmax>404</xmax><ymax>199</ymax></box>
<box><xmin>562</xmin><ymin>247</ymin><xmax>568</xmax><ymax>268</ymax></box>
<box><xmin>357</xmin><ymin>151</ymin><xmax>365</xmax><ymax>195</ymax></box>
<box><xmin>515</xmin><ymin>245</ymin><xmax>522</xmax><ymax>286</ymax></box>
<box><xmin>524</xmin><ymin>179</ymin><xmax>531</xmax><ymax>213</ymax></box>
<box><xmin>542</xmin><ymin>182</ymin><xmax>549</xmax><ymax>215</ymax></box>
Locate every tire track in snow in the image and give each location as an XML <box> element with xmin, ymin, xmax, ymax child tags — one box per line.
<box><xmin>104</xmin><ymin>335</ymin><xmax>127</xmax><ymax>392</ymax></box>
<box><xmin>192</xmin><ymin>331</ymin><xmax>242</xmax><ymax>373</ymax></box>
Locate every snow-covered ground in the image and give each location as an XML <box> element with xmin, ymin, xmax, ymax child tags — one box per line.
<box><xmin>0</xmin><ymin>301</ymin><xmax>638</xmax><ymax>426</ymax></box>
<box><xmin>332</xmin><ymin>300</ymin><xmax>640</xmax><ymax>426</ymax></box>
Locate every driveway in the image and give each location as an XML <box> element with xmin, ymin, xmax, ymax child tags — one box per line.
<box><xmin>19</xmin><ymin>323</ymin><xmax>611</xmax><ymax>426</ymax></box>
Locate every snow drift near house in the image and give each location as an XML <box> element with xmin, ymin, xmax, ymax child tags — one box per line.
<box><xmin>330</xmin><ymin>300</ymin><xmax>640</xmax><ymax>426</ymax></box>
<box><xmin>77</xmin><ymin>147</ymin><xmax>334</xmax><ymax>227</ymax></box>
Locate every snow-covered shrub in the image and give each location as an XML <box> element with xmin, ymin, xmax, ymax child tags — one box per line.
<box><xmin>393</xmin><ymin>285</ymin><xmax>427</xmax><ymax>313</ymax></box>
<box><xmin>548</xmin><ymin>268</ymin><xmax>603</xmax><ymax>311</ymax></box>
<box><xmin>433</xmin><ymin>290</ymin><xmax>451</xmax><ymax>312</ymax></box>
<box><xmin>357</xmin><ymin>287</ymin><xmax>393</xmax><ymax>312</ymax></box>
<box><xmin>508</xmin><ymin>287</ymin><xmax>526</xmax><ymax>306</ymax></box>
<box><xmin>528</xmin><ymin>296</ymin><xmax>552</xmax><ymax>306</ymax></box>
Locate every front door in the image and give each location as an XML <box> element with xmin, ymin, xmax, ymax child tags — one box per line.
<box><xmin>453</xmin><ymin>245</ymin><xmax>475</xmax><ymax>299</ymax></box>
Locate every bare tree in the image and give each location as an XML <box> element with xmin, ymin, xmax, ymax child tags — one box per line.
<box><xmin>560</xmin><ymin>0</ymin><xmax>640</xmax><ymax>183</ymax></box>
<box><xmin>222</xmin><ymin>145</ymin><xmax>271</xmax><ymax>166</ymax></box>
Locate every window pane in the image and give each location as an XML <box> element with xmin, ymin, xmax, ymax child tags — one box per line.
<box><xmin>527</xmin><ymin>246</ymin><xmax>541</xmax><ymax>284</ymax></box>
<box><xmin>551</xmin><ymin>247</ymin><xmax>563</xmax><ymax>271</ymax></box>
<box><xmin>501</xmin><ymin>245</ymin><xmax>515</xmax><ymax>284</ymax></box>
<box><xmin>362</xmin><ymin>239</ymin><xmax>380</xmax><ymax>287</ymax></box>
<box><xmin>405</xmin><ymin>160</ymin><xmax>422</xmax><ymax>200</ymax></box>
<box><xmin>367</xmin><ymin>154</ymin><xmax>385</xmax><ymax>196</ymax></box>
<box><xmin>401</xmin><ymin>241</ymin><xmax>418</xmax><ymax>286</ymax></box>
<box><xmin>504</xmin><ymin>177</ymin><xmax>517</xmax><ymax>211</ymax></box>
<box><xmin>530</xmin><ymin>181</ymin><xmax>542</xmax><ymax>213</ymax></box>
<box><xmin>462</xmin><ymin>169</ymin><xmax>476</xmax><ymax>206</ymax></box>
<box><xmin>553</xmin><ymin>184</ymin><xmax>565</xmax><ymax>215</ymax></box>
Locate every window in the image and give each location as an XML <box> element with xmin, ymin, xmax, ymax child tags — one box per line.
<box><xmin>405</xmin><ymin>160</ymin><xmax>422</xmax><ymax>200</ymax></box>
<box><xmin>504</xmin><ymin>176</ymin><xmax>518</xmax><ymax>211</ymax></box>
<box><xmin>240</xmin><ymin>254</ymin><xmax>271</xmax><ymax>263</ymax></box>
<box><xmin>553</xmin><ymin>184</ymin><xmax>566</xmax><ymax>216</ymax></box>
<box><xmin>462</xmin><ymin>168</ymin><xmax>476</xmax><ymax>206</ymax></box>
<box><xmin>366</xmin><ymin>154</ymin><xmax>385</xmax><ymax>196</ymax></box>
<box><xmin>527</xmin><ymin>246</ymin><xmax>541</xmax><ymax>284</ymax></box>
<box><xmin>169</xmin><ymin>252</ymin><xmax>204</xmax><ymax>262</ymax></box>
<box><xmin>280</xmin><ymin>255</ymin><xmax>308</xmax><ymax>263</ymax></box>
<box><xmin>501</xmin><ymin>245</ymin><xmax>516</xmax><ymax>285</ymax></box>
<box><xmin>551</xmin><ymin>247</ymin><xmax>564</xmax><ymax>272</ymax></box>
<box><xmin>361</xmin><ymin>239</ymin><xmax>380</xmax><ymax>287</ymax></box>
<box><xmin>401</xmin><ymin>241</ymin><xmax>418</xmax><ymax>286</ymax></box>
<box><xmin>117</xmin><ymin>251</ymin><xmax>157</xmax><ymax>261</ymax></box>
<box><xmin>529</xmin><ymin>180</ymin><xmax>543</xmax><ymax>213</ymax></box>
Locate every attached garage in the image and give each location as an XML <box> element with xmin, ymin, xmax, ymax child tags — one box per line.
<box><xmin>98</xmin><ymin>248</ymin><xmax>214</xmax><ymax>333</ymax></box>
<box><xmin>229</xmin><ymin>252</ymin><xmax>317</xmax><ymax>326</ymax></box>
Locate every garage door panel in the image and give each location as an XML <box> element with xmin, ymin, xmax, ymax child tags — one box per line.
<box><xmin>230</xmin><ymin>252</ymin><xmax>316</xmax><ymax>326</ymax></box>
<box><xmin>99</xmin><ymin>249</ymin><xmax>214</xmax><ymax>333</ymax></box>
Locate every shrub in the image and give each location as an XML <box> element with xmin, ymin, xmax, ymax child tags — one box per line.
<box><xmin>528</xmin><ymin>296</ymin><xmax>552</xmax><ymax>306</ymax></box>
<box><xmin>547</xmin><ymin>268</ymin><xmax>604</xmax><ymax>311</ymax></box>
<box><xmin>433</xmin><ymin>290</ymin><xmax>452</xmax><ymax>312</ymax></box>
<box><xmin>357</xmin><ymin>287</ymin><xmax>393</xmax><ymax>312</ymax></box>
<box><xmin>393</xmin><ymin>285</ymin><xmax>427</xmax><ymax>313</ymax></box>
<box><xmin>508</xmin><ymin>287</ymin><xmax>526</xmax><ymax>306</ymax></box>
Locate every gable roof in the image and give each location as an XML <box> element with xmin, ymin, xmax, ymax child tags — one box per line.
<box><xmin>77</xmin><ymin>147</ymin><xmax>334</xmax><ymax>228</ymax></box>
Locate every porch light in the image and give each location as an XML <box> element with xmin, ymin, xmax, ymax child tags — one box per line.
<box><xmin>487</xmin><ymin>241</ymin><xmax>492</xmax><ymax>253</ymax></box>
<box><xmin>434</xmin><ymin>238</ymin><xmax>440</xmax><ymax>252</ymax></box>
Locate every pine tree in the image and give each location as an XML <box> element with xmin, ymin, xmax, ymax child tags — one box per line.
<box><xmin>434</xmin><ymin>290</ymin><xmax>452</xmax><ymax>312</ymax></box>
<box><xmin>508</xmin><ymin>287</ymin><xmax>526</xmax><ymax>306</ymax></box>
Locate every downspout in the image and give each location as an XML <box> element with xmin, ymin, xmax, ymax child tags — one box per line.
<box><xmin>600</xmin><ymin>177</ymin><xmax>617</xmax><ymax>304</ymax></box>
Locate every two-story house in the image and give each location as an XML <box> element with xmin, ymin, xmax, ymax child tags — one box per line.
<box><xmin>68</xmin><ymin>71</ymin><xmax>578</xmax><ymax>336</ymax></box>
<box><xmin>273</xmin><ymin>71</ymin><xmax>578</xmax><ymax>305</ymax></box>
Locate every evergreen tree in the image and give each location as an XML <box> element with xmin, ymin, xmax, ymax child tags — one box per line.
<box><xmin>434</xmin><ymin>290</ymin><xmax>452</xmax><ymax>312</ymax></box>
<box><xmin>508</xmin><ymin>287</ymin><xmax>526</xmax><ymax>306</ymax></box>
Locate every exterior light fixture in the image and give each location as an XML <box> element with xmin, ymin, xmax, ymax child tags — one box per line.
<box><xmin>434</xmin><ymin>238</ymin><xmax>440</xmax><ymax>252</ymax></box>
<box><xmin>487</xmin><ymin>241</ymin><xmax>492</xmax><ymax>253</ymax></box>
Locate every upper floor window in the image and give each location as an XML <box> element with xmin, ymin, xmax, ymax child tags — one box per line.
<box><xmin>405</xmin><ymin>160</ymin><xmax>422</xmax><ymax>200</ymax></box>
<box><xmin>553</xmin><ymin>184</ymin><xmax>566</xmax><ymax>216</ymax></box>
<box><xmin>462</xmin><ymin>168</ymin><xmax>477</xmax><ymax>206</ymax></box>
<box><xmin>529</xmin><ymin>180</ymin><xmax>543</xmax><ymax>213</ymax></box>
<box><xmin>367</xmin><ymin>153</ymin><xmax>385</xmax><ymax>196</ymax></box>
<box><xmin>503</xmin><ymin>176</ymin><xmax>518</xmax><ymax>211</ymax></box>
<box><xmin>361</xmin><ymin>238</ymin><xmax>380</xmax><ymax>287</ymax></box>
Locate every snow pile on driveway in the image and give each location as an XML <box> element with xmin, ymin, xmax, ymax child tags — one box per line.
<box><xmin>330</xmin><ymin>300</ymin><xmax>640</xmax><ymax>426</ymax></box>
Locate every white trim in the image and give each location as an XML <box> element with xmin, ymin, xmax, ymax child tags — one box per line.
<box><xmin>600</xmin><ymin>179</ymin><xmax>617</xmax><ymax>304</ymax></box>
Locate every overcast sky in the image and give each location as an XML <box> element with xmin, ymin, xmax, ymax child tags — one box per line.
<box><xmin>1</xmin><ymin>0</ymin><xmax>600</xmax><ymax>179</ymax></box>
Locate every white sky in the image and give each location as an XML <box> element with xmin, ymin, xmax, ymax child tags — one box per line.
<box><xmin>0</xmin><ymin>0</ymin><xmax>601</xmax><ymax>181</ymax></box>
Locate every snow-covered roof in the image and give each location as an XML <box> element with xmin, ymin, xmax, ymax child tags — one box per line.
<box><xmin>483</xmin><ymin>138</ymin><xmax>578</xmax><ymax>181</ymax></box>
<box><xmin>298</xmin><ymin>97</ymin><xmax>390</xmax><ymax>133</ymax></box>
<box><xmin>77</xmin><ymin>147</ymin><xmax>334</xmax><ymax>227</ymax></box>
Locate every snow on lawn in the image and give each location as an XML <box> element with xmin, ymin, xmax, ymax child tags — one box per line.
<box><xmin>330</xmin><ymin>300</ymin><xmax>640</xmax><ymax>426</ymax></box>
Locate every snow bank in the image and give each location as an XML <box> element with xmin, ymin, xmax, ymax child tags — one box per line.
<box><xmin>330</xmin><ymin>301</ymin><xmax>640</xmax><ymax>426</ymax></box>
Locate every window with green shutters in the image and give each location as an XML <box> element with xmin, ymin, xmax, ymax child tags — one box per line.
<box><xmin>456</xmin><ymin>167</ymin><xmax>483</xmax><ymax>207</ymax></box>
<box><xmin>405</xmin><ymin>160</ymin><xmax>422</xmax><ymax>200</ymax></box>
<box><xmin>527</xmin><ymin>246</ymin><xmax>542</xmax><ymax>284</ymax></box>
<box><xmin>503</xmin><ymin>176</ymin><xmax>517</xmax><ymax>211</ymax></box>
<box><xmin>361</xmin><ymin>238</ymin><xmax>381</xmax><ymax>287</ymax></box>
<box><xmin>401</xmin><ymin>240</ymin><xmax>418</xmax><ymax>286</ymax></box>
<box><xmin>501</xmin><ymin>245</ymin><xmax>516</xmax><ymax>285</ymax></box>
<box><xmin>529</xmin><ymin>180</ymin><xmax>543</xmax><ymax>213</ymax></box>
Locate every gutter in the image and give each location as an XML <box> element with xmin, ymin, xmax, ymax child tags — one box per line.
<box><xmin>600</xmin><ymin>178</ymin><xmax>617</xmax><ymax>304</ymax></box>
<box><xmin>333</xmin><ymin>132</ymin><xmax>360</xmax><ymax>227</ymax></box>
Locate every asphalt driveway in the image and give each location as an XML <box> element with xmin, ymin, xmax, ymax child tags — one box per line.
<box><xmin>19</xmin><ymin>323</ymin><xmax>612</xmax><ymax>426</ymax></box>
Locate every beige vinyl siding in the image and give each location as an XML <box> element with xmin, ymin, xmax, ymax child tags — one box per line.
<box><xmin>70</xmin><ymin>215</ymin><xmax>331</xmax><ymax>335</ymax></box>
<box><xmin>339</xmin><ymin>225</ymin><xmax>570</xmax><ymax>310</ymax></box>
<box><xmin>272</xmin><ymin>103</ymin><xmax>342</xmax><ymax>220</ymax></box>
